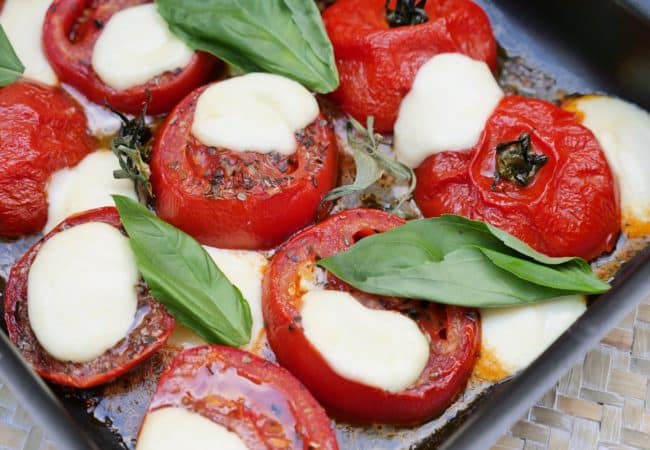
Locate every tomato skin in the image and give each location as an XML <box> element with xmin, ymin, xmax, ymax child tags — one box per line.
<box><xmin>151</xmin><ymin>83</ymin><xmax>338</xmax><ymax>250</ymax></box>
<box><xmin>263</xmin><ymin>208</ymin><xmax>481</xmax><ymax>425</ymax></box>
<box><xmin>0</xmin><ymin>82</ymin><xmax>94</xmax><ymax>237</ymax></box>
<box><xmin>42</xmin><ymin>0</ymin><xmax>218</xmax><ymax>115</ymax></box>
<box><xmin>415</xmin><ymin>96</ymin><xmax>620</xmax><ymax>261</ymax></box>
<box><xmin>4</xmin><ymin>207</ymin><xmax>175</xmax><ymax>388</ymax></box>
<box><xmin>323</xmin><ymin>0</ymin><xmax>497</xmax><ymax>132</ymax></box>
<box><xmin>142</xmin><ymin>345</ymin><xmax>339</xmax><ymax>450</ymax></box>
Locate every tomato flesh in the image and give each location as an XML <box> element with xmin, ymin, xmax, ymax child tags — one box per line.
<box><xmin>263</xmin><ymin>208</ymin><xmax>481</xmax><ymax>425</ymax></box>
<box><xmin>42</xmin><ymin>0</ymin><xmax>218</xmax><ymax>115</ymax></box>
<box><xmin>4</xmin><ymin>207</ymin><xmax>175</xmax><ymax>388</ymax></box>
<box><xmin>142</xmin><ymin>345</ymin><xmax>339</xmax><ymax>449</ymax></box>
<box><xmin>151</xmin><ymin>83</ymin><xmax>338</xmax><ymax>250</ymax></box>
<box><xmin>323</xmin><ymin>0</ymin><xmax>497</xmax><ymax>132</ymax></box>
<box><xmin>415</xmin><ymin>96</ymin><xmax>620</xmax><ymax>261</ymax></box>
<box><xmin>0</xmin><ymin>81</ymin><xmax>95</xmax><ymax>237</ymax></box>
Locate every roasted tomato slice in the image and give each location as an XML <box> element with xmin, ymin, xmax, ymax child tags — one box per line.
<box><xmin>414</xmin><ymin>96</ymin><xmax>620</xmax><ymax>261</ymax></box>
<box><xmin>151</xmin><ymin>83</ymin><xmax>338</xmax><ymax>250</ymax></box>
<box><xmin>42</xmin><ymin>0</ymin><xmax>217</xmax><ymax>115</ymax></box>
<box><xmin>4</xmin><ymin>207</ymin><xmax>175</xmax><ymax>388</ymax></box>
<box><xmin>322</xmin><ymin>0</ymin><xmax>497</xmax><ymax>132</ymax></box>
<box><xmin>0</xmin><ymin>81</ymin><xmax>95</xmax><ymax>237</ymax></box>
<box><xmin>262</xmin><ymin>208</ymin><xmax>481</xmax><ymax>425</ymax></box>
<box><xmin>139</xmin><ymin>345</ymin><xmax>339</xmax><ymax>449</ymax></box>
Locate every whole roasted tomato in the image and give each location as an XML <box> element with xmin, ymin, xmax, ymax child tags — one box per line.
<box><xmin>263</xmin><ymin>208</ymin><xmax>481</xmax><ymax>425</ymax></box>
<box><xmin>140</xmin><ymin>345</ymin><xmax>339</xmax><ymax>449</ymax></box>
<box><xmin>0</xmin><ymin>82</ymin><xmax>95</xmax><ymax>237</ymax></box>
<box><xmin>323</xmin><ymin>0</ymin><xmax>497</xmax><ymax>132</ymax></box>
<box><xmin>4</xmin><ymin>207</ymin><xmax>175</xmax><ymax>388</ymax></box>
<box><xmin>151</xmin><ymin>83</ymin><xmax>338</xmax><ymax>250</ymax></box>
<box><xmin>415</xmin><ymin>96</ymin><xmax>620</xmax><ymax>261</ymax></box>
<box><xmin>43</xmin><ymin>0</ymin><xmax>217</xmax><ymax>115</ymax></box>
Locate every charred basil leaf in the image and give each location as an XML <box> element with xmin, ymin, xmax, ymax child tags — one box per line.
<box><xmin>155</xmin><ymin>0</ymin><xmax>339</xmax><ymax>93</ymax></box>
<box><xmin>318</xmin><ymin>214</ymin><xmax>609</xmax><ymax>308</ymax></box>
<box><xmin>113</xmin><ymin>195</ymin><xmax>252</xmax><ymax>347</ymax></box>
<box><xmin>0</xmin><ymin>24</ymin><xmax>24</xmax><ymax>86</ymax></box>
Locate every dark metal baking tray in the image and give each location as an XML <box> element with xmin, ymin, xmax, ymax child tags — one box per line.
<box><xmin>0</xmin><ymin>0</ymin><xmax>649</xmax><ymax>449</ymax></box>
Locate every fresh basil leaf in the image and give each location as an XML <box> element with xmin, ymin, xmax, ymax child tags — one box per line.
<box><xmin>320</xmin><ymin>142</ymin><xmax>381</xmax><ymax>204</ymax></box>
<box><xmin>318</xmin><ymin>214</ymin><xmax>609</xmax><ymax>308</ymax></box>
<box><xmin>113</xmin><ymin>195</ymin><xmax>252</xmax><ymax>346</ymax></box>
<box><xmin>0</xmin><ymin>24</ymin><xmax>24</xmax><ymax>86</ymax></box>
<box><xmin>155</xmin><ymin>0</ymin><xmax>339</xmax><ymax>93</ymax></box>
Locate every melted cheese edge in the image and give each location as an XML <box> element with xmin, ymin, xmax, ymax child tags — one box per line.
<box><xmin>137</xmin><ymin>407</ymin><xmax>248</xmax><ymax>450</ymax></box>
<box><xmin>191</xmin><ymin>73</ymin><xmax>319</xmax><ymax>155</ymax></box>
<box><xmin>27</xmin><ymin>222</ymin><xmax>139</xmax><ymax>363</ymax></box>
<box><xmin>394</xmin><ymin>53</ymin><xmax>503</xmax><ymax>168</ymax></box>
<box><xmin>301</xmin><ymin>290</ymin><xmax>430</xmax><ymax>392</ymax></box>
<box><xmin>91</xmin><ymin>3</ymin><xmax>193</xmax><ymax>91</ymax></box>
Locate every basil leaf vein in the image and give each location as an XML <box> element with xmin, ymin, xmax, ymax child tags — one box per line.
<box><xmin>0</xmin><ymin>24</ymin><xmax>24</xmax><ymax>87</ymax></box>
<box><xmin>155</xmin><ymin>0</ymin><xmax>339</xmax><ymax>93</ymax></box>
<box><xmin>318</xmin><ymin>214</ymin><xmax>609</xmax><ymax>308</ymax></box>
<box><xmin>113</xmin><ymin>195</ymin><xmax>251</xmax><ymax>346</ymax></box>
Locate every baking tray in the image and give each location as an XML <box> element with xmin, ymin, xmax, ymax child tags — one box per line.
<box><xmin>1</xmin><ymin>0</ymin><xmax>649</xmax><ymax>449</ymax></box>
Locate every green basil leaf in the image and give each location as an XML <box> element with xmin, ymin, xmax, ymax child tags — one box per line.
<box><xmin>113</xmin><ymin>195</ymin><xmax>252</xmax><ymax>346</ymax></box>
<box><xmin>155</xmin><ymin>0</ymin><xmax>339</xmax><ymax>93</ymax></box>
<box><xmin>318</xmin><ymin>214</ymin><xmax>609</xmax><ymax>308</ymax></box>
<box><xmin>0</xmin><ymin>24</ymin><xmax>24</xmax><ymax>87</ymax></box>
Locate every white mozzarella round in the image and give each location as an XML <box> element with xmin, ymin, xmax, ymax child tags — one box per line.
<box><xmin>136</xmin><ymin>407</ymin><xmax>248</xmax><ymax>450</ymax></box>
<box><xmin>563</xmin><ymin>95</ymin><xmax>650</xmax><ymax>238</ymax></box>
<box><xmin>301</xmin><ymin>290</ymin><xmax>430</xmax><ymax>392</ymax></box>
<box><xmin>191</xmin><ymin>73</ymin><xmax>319</xmax><ymax>155</ymax></box>
<box><xmin>45</xmin><ymin>150</ymin><xmax>137</xmax><ymax>233</ymax></box>
<box><xmin>0</xmin><ymin>0</ymin><xmax>57</xmax><ymax>86</ymax></box>
<box><xmin>394</xmin><ymin>53</ymin><xmax>503</xmax><ymax>168</ymax></box>
<box><xmin>28</xmin><ymin>222</ymin><xmax>139</xmax><ymax>363</ymax></box>
<box><xmin>91</xmin><ymin>3</ymin><xmax>193</xmax><ymax>91</ymax></box>
<box><xmin>168</xmin><ymin>247</ymin><xmax>268</xmax><ymax>352</ymax></box>
<box><xmin>476</xmin><ymin>295</ymin><xmax>586</xmax><ymax>380</ymax></box>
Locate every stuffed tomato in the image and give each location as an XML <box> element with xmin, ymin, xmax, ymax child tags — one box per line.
<box><xmin>151</xmin><ymin>73</ymin><xmax>338</xmax><ymax>250</ymax></box>
<box><xmin>263</xmin><ymin>208</ymin><xmax>480</xmax><ymax>425</ymax></box>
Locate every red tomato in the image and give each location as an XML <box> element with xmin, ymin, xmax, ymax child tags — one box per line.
<box><xmin>142</xmin><ymin>345</ymin><xmax>339</xmax><ymax>449</ymax></box>
<box><xmin>151</xmin><ymin>83</ymin><xmax>338</xmax><ymax>250</ymax></box>
<box><xmin>415</xmin><ymin>96</ymin><xmax>620</xmax><ymax>261</ymax></box>
<box><xmin>4</xmin><ymin>207</ymin><xmax>175</xmax><ymax>388</ymax></box>
<box><xmin>323</xmin><ymin>0</ymin><xmax>497</xmax><ymax>132</ymax></box>
<box><xmin>263</xmin><ymin>208</ymin><xmax>481</xmax><ymax>425</ymax></box>
<box><xmin>42</xmin><ymin>0</ymin><xmax>217</xmax><ymax>115</ymax></box>
<box><xmin>0</xmin><ymin>82</ymin><xmax>95</xmax><ymax>237</ymax></box>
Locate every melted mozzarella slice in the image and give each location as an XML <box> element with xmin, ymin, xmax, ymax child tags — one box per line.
<box><xmin>301</xmin><ymin>290</ymin><xmax>430</xmax><ymax>392</ymax></box>
<box><xmin>394</xmin><ymin>53</ymin><xmax>503</xmax><ymax>168</ymax></box>
<box><xmin>91</xmin><ymin>3</ymin><xmax>193</xmax><ymax>91</ymax></box>
<box><xmin>563</xmin><ymin>95</ymin><xmax>650</xmax><ymax>237</ymax></box>
<box><xmin>475</xmin><ymin>295</ymin><xmax>586</xmax><ymax>381</ymax></box>
<box><xmin>191</xmin><ymin>73</ymin><xmax>319</xmax><ymax>155</ymax></box>
<box><xmin>168</xmin><ymin>247</ymin><xmax>268</xmax><ymax>352</ymax></box>
<box><xmin>45</xmin><ymin>150</ymin><xmax>137</xmax><ymax>233</ymax></box>
<box><xmin>28</xmin><ymin>222</ymin><xmax>139</xmax><ymax>363</ymax></box>
<box><xmin>0</xmin><ymin>0</ymin><xmax>57</xmax><ymax>85</ymax></box>
<box><xmin>137</xmin><ymin>407</ymin><xmax>248</xmax><ymax>450</ymax></box>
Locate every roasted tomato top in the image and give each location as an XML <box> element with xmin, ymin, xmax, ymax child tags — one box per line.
<box><xmin>323</xmin><ymin>0</ymin><xmax>497</xmax><ymax>132</ymax></box>
<box><xmin>0</xmin><ymin>81</ymin><xmax>94</xmax><ymax>237</ymax></box>
<box><xmin>42</xmin><ymin>0</ymin><xmax>217</xmax><ymax>115</ymax></box>
<box><xmin>415</xmin><ymin>95</ymin><xmax>620</xmax><ymax>261</ymax></box>
<box><xmin>263</xmin><ymin>208</ymin><xmax>481</xmax><ymax>425</ymax></box>
<box><xmin>4</xmin><ymin>207</ymin><xmax>175</xmax><ymax>388</ymax></box>
<box><xmin>151</xmin><ymin>83</ymin><xmax>338</xmax><ymax>250</ymax></box>
<box><xmin>141</xmin><ymin>345</ymin><xmax>339</xmax><ymax>449</ymax></box>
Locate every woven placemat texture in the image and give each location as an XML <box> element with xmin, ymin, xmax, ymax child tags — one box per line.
<box><xmin>2</xmin><ymin>298</ymin><xmax>649</xmax><ymax>450</ymax></box>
